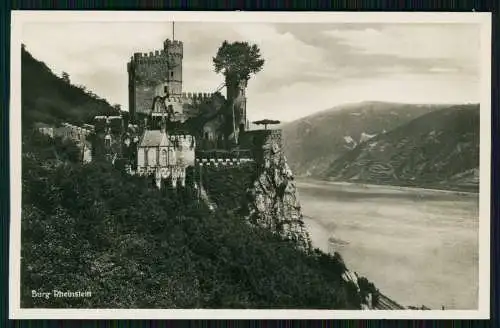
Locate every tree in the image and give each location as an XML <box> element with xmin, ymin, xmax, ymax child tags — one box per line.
<box><xmin>76</xmin><ymin>84</ymin><xmax>87</xmax><ymax>92</ymax></box>
<box><xmin>61</xmin><ymin>71</ymin><xmax>70</xmax><ymax>84</ymax></box>
<box><xmin>113</xmin><ymin>104</ymin><xmax>122</xmax><ymax>113</ymax></box>
<box><xmin>213</xmin><ymin>41</ymin><xmax>265</xmax><ymax>83</ymax></box>
<box><xmin>253</xmin><ymin>119</ymin><xmax>280</xmax><ymax>130</ymax></box>
<box><xmin>213</xmin><ymin>41</ymin><xmax>265</xmax><ymax>144</ymax></box>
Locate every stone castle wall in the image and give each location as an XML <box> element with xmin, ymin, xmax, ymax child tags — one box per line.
<box><xmin>36</xmin><ymin>122</ymin><xmax>93</xmax><ymax>163</ymax></box>
<box><xmin>55</xmin><ymin>122</ymin><xmax>93</xmax><ymax>143</ymax></box>
<box><xmin>128</xmin><ymin>39</ymin><xmax>183</xmax><ymax>118</ymax></box>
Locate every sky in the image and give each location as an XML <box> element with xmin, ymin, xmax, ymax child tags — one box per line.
<box><xmin>21</xmin><ymin>21</ymin><xmax>482</xmax><ymax>122</ymax></box>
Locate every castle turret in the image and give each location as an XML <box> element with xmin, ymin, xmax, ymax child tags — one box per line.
<box><xmin>163</xmin><ymin>39</ymin><xmax>183</xmax><ymax>97</ymax></box>
<box><xmin>127</xmin><ymin>38</ymin><xmax>184</xmax><ymax>123</ymax></box>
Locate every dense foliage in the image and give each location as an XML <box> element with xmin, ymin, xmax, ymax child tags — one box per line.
<box><xmin>199</xmin><ymin>165</ymin><xmax>258</xmax><ymax>212</ymax></box>
<box><xmin>213</xmin><ymin>41</ymin><xmax>265</xmax><ymax>82</ymax></box>
<box><xmin>21</xmin><ymin>130</ymin><xmax>368</xmax><ymax>309</ymax></box>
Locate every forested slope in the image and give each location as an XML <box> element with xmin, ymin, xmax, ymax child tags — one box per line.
<box><xmin>21</xmin><ymin>130</ymin><xmax>377</xmax><ymax>309</ymax></box>
<box><xmin>21</xmin><ymin>46</ymin><xmax>117</xmax><ymax>127</ymax></box>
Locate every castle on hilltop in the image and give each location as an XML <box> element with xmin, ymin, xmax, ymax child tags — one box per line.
<box><xmin>35</xmin><ymin>30</ymin><xmax>317</xmax><ymax>255</ymax></box>
<box><xmin>87</xmin><ymin>30</ymin><xmax>282</xmax><ymax>190</ymax></box>
<box><xmin>127</xmin><ymin>39</ymin><xmax>185</xmax><ymax>122</ymax></box>
<box><xmin>126</xmin><ymin>36</ymin><xmax>245</xmax><ymax>134</ymax></box>
<box><xmin>85</xmin><ymin>33</ymin><xmax>252</xmax><ymax>188</ymax></box>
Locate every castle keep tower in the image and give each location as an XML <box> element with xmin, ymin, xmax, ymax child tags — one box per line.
<box><xmin>127</xmin><ymin>38</ymin><xmax>184</xmax><ymax>122</ymax></box>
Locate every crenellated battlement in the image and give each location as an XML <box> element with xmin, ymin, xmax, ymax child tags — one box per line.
<box><xmin>182</xmin><ymin>92</ymin><xmax>213</xmax><ymax>100</ymax></box>
<box><xmin>129</xmin><ymin>38</ymin><xmax>184</xmax><ymax>117</ymax></box>
<box><xmin>130</xmin><ymin>50</ymin><xmax>182</xmax><ymax>65</ymax></box>
<box><xmin>159</xmin><ymin>92</ymin><xmax>214</xmax><ymax>103</ymax></box>
<box><xmin>195</xmin><ymin>157</ymin><xmax>255</xmax><ymax>167</ymax></box>
<box><xmin>164</xmin><ymin>39</ymin><xmax>183</xmax><ymax>57</ymax></box>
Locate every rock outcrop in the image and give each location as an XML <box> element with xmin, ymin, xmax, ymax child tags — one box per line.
<box><xmin>241</xmin><ymin>130</ymin><xmax>312</xmax><ymax>251</ymax></box>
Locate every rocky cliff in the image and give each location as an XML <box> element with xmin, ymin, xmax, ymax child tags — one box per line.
<box><xmin>241</xmin><ymin>130</ymin><xmax>312</xmax><ymax>251</ymax></box>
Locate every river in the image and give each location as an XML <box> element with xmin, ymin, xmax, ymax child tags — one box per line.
<box><xmin>296</xmin><ymin>178</ymin><xmax>479</xmax><ymax>310</ymax></box>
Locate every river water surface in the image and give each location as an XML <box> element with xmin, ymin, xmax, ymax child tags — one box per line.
<box><xmin>296</xmin><ymin>179</ymin><xmax>479</xmax><ymax>310</ymax></box>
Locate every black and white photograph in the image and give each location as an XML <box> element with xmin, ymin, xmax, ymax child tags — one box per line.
<box><xmin>9</xmin><ymin>11</ymin><xmax>491</xmax><ymax>319</ymax></box>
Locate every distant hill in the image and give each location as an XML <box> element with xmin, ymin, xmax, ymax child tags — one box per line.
<box><xmin>21</xmin><ymin>46</ymin><xmax>118</xmax><ymax>128</ymax></box>
<box><xmin>281</xmin><ymin>101</ymin><xmax>452</xmax><ymax>177</ymax></box>
<box><xmin>324</xmin><ymin>104</ymin><xmax>480</xmax><ymax>192</ymax></box>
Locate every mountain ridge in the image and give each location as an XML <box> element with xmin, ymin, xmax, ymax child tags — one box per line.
<box><xmin>324</xmin><ymin>104</ymin><xmax>480</xmax><ymax>192</ymax></box>
<box><xmin>281</xmin><ymin>101</ymin><xmax>460</xmax><ymax>177</ymax></box>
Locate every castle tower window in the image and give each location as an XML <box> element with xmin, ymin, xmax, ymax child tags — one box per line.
<box><xmin>148</xmin><ymin>148</ymin><xmax>156</xmax><ymax>167</ymax></box>
<box><xmin>170</xmin><ymin>71</ymin><xmax>174</xmax><ymax>78</ymax></box>
<box><xmin>164</xmin><ymin>86</ymin><xmax>168</xmax><ymax>93</ymax></box>
<box><xmin>104</xmin><ymin>135</ymin><xmax>111</xmax><ymax>147</ymax></box>
<box><xmin>161</xmin><ymin>149</ymin><xmax>168</xmax><ymax>166</ymax></box>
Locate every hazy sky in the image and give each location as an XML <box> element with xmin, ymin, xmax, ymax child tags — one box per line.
<box><xmin>22</xmin><ymin>21</ymin><xmax>481</xmax><ymax>122</ymax></box>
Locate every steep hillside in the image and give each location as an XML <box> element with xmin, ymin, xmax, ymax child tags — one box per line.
<box><xmin>21</xmin><ymin>130</ymin><xmax>377</xmax><ymax>309</ymax></box>
<box><xmin>324</xmin><ymin>104</ymin><xmax>480</xmax><ymax>191</ymax></box>
<box><xmin>21</xmin><ymin>46</ymin><xmax>117</xmax><ymax>128</ymax></box>
<box><xmin>282</xmin><ymin>102</ymin><xmax>453</xmax><ymax>176</ymax></box>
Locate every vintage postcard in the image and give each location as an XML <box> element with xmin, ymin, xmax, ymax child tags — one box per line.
<box><xmin>9</xmin><ymin>11</ymin><xmax>491</xmax><ymax>319</ymax></box>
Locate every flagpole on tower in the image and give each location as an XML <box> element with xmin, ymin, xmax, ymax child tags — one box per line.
<box><xmin>172</xmin><ymin>21</ymin><xmax>175</xmax><ymax>41</ymax></box>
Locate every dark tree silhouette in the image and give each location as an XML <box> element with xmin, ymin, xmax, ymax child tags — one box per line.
<box><xmin>112</xmin><ymin>104</ymin><xmax>122</xmax><ymax>113</ymax></box>
<box><xmin>213</xmin><ymin>41</ymin><xmax>265</xmax><ymax>143</ymax></box>
<box><xmin>61</xmin><ymin>71</ymin><xmax>70</xmax><ymax>84</ymax></box>
<box><xmin>213</xmin><ymin>41</ymin><xmax>265</xmax><ymax>83</ymax></box>
<box><xmin>253</xmin><ymin>119</ymin><xmax>281</xmax><ymax>130</ymax></box>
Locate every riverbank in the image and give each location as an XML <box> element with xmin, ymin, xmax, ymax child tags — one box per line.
<box><xmin>295</xmin><ymin>176</ymin><xmax>479</xmax><ymax>195</ymax></box>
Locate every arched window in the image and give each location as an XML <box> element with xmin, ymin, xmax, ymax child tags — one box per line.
<box><xmin>161</xmin><ymin>149</ymin><xmax>168</xmax><ymax>166</ymax></box>
<box><xmin>104</xmin><ymin>135</ymin><xmax>111</xmax><ymax>148</ymax></box>
<box><xmin>168</xmin><ymin>148</ymin><xmax>176</xmax><ymax>165</ymax></box>
<box><xmin>148</xmin><ymin>148</ymin><xmax>156</xmax><ymax>166</ymax></box>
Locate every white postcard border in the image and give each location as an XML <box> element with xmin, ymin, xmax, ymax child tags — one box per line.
<box><xmin>9</xmin><ymin>10</ymin><xmax>492</xmax><ymax>320</ymax></box>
